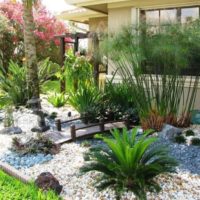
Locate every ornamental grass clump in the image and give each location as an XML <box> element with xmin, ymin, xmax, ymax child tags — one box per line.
<box><xmin>80</xmin><ymin>128</ymin><xmax>178</xmax><ymax>200</ymax></box>
<box><xmin>102</xmin><ymin>22</ymin><xmax>200</xmax><ymax>129</ymax></box>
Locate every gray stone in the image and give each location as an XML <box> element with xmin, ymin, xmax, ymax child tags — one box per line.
<box><xmin>159</xmin><ymin>124</ymin><xmax>182</xmax><ymax>141</ymax></box>
<box><xmin>0</xmin><ymin>127</ymin><xmax>22</xmax><ymax>135</ymax></box>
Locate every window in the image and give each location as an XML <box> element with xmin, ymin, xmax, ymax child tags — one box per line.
<box><xmin>160</xmin><ymin>9</ymin><xmax>177</xmax><ymax>24</ymax></box>
<box><xmin>146</xmin><ymin>10</ymin><xmax>159</xmax><ymax>25</ymax></box>
<box><xmin>181</xmin><ymin>7</ymin><xmax>199</xmax><ymax>23</ymax></box>
<box><xmin>141</xmin><ymin>6</ymin><xmax>200</xmax><ymax>75</ymax></box>
<box><xmin>144</xmin><ymin>6</ymin><xmax>200</xmax><ymax>26</ymax></box>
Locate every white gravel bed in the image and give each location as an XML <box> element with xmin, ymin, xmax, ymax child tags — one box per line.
<box><xmin>18</xmin><ymin>142</ymin><xmax>200</xmax><ymax>200</ymax></box>
<box><xmin>0</xmin><ymin>98</ymin><xmax>200</xmax><ymax>200</ymax></box>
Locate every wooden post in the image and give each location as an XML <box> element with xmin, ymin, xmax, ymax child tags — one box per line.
<box><xmin>99</xmin><ymin>119</ymin><xmax>105</xmax><ymax>132</ymax></box>
<box><xmin>70</xmin><ymin>124</ymin><xmax>76</xmax><ymax>141</ymax></box>
<box><xmin>74</xmin><ymin>33</ymin><xmax>79</xmax><ymax>54</ymax></box>
<box><xmin>60</xmin><ymin>37</ymin><xmax>65</xmax><ymax>92</ymax></box>
<box><xmin>91</xmin><ymin>33</ymin><xmax>100</xmax><ymax>86</ymax></box>
<box><xmin>55</xmin><ymin>119</ymin><xmax>62</xmax><ymax>131</ymax></box>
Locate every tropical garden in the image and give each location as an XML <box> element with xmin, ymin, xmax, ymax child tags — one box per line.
<box><xmin>0</xmin><ymin>0</ymin><xmax>200</xmax><ymax>200</ymax></box>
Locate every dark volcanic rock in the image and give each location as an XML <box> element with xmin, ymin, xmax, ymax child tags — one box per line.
<box><xmin>35</xmin><ymin>172</ymin><xmax>63</xmax><ymax>195</ymax></box>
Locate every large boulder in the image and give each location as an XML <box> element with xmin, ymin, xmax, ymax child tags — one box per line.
<box><xmin>159</xmin><ymin>124</ymin><xmax>182</xmax><ymax>141</ymax></box>
<box><xmin>35</xmin><ymin>172</ymin><xmax>63</xmax><ymax>195</ymax></box>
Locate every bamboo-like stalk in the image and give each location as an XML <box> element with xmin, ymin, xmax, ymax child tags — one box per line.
<box><xmin>103</xmin><ymin>22</ymin><xmax>200</xmax><ymax>127</ymax></box>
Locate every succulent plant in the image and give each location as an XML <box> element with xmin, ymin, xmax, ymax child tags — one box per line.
<box><xmin>185</xmin><ymin>129</ymin><xmax>195</xmax><ymax>137</ymax></box>
<box><xmin>11</xmin><ymin>134</ymin><xmax>60</xmax><ymax>155</ymax></box>
<box><xmin>174</xmin><ymin>135</ymin><xmax>186</xmax><ymax>144</ymax></box>
<box><xmin>191</xmin><ymin>137</ymin><xmax>200</xmax><ymax>146</ymax></box>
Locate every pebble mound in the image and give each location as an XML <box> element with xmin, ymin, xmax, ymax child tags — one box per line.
<box><xmin>0</xmin><ymin>152</ymin><xmax>53</xmax><ymax>169</ymax></box>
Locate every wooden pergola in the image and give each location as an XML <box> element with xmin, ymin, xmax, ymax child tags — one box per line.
<box><xmin>55</xmin><ymin>32</ymin><xmax>107</xmax><ymax>92</ymax></box>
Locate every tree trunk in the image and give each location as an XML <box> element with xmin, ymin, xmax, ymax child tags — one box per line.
<box><xmin>22</xmin><ymin>1</ymin><xmax>40</xmax><ymax>100</ymax></box>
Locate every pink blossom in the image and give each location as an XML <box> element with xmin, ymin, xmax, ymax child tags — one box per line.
<box><xmin>0</xmin><ymin>0</ymin><xmax>70</xmax><ymax>46</ymax></box>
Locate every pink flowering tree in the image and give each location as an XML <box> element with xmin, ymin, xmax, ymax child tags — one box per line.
<box><xmin>0</xmin><ymin>0</ymin><xmax>70</xmax><ymax>65</ymax></box>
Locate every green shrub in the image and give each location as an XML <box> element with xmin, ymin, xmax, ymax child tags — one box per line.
<box><xmin>68</xmin><ymin>84</ymin><xmax>102</xmax><ymax>122</ymax></box>
<box><xmin>47</xmin><ymin>92</ymin><xmax>67</xmax><ymax>108</ymax></box>
<box><xmin>185</xmin><ymin>130</ymin><xmax>195</xmax><ymax>137</ymax></box>
<box><xmin>80</xmin><ymin>128</ymin><xmax>178</xmax><ymax>200</ymax></box>
<box><xmin>0</xmin><ymin>61</ymin><xmax>28</xmax><ymax>107</ymax></box>
<box><xmin>41</xmin><ymin>80</ymin><xmax>60</xmax><ymax>94</ymax></box>
<box><xmin>0</xmin><ymin>14</ymin><xmax>16</xmax><ymax>70</ymax></box>
<box><xmin>58</xmin><ymin>50</ymin><xmax>93</xmax><ymax>92</ymax></box>
<box><xmin>191</xmin><ymin>137</ymin><xmax>200</xmax><ymax>146</ymax></box>
<box><xmin>174</xmin><ymin>135</ymin><xmax>186</xmax><ymax>144</ymax></box>
<box><xmin>0</xmin><ymin>59</ymin><xmax>59</xmax><ymax>108</ymax></box>
<box><xmin>103</xmin><ymin>80</ymin><xmax>139</xmax><ymax>123</ymax></box>
<box><xmin>38</xmin><ymin>58</ymin><xmax>60</xmax><ymax>85</ymax></box>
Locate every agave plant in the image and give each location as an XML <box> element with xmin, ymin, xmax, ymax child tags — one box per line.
<box><xmin>80</xmin><ymin>128</ymin><xmax>178</xmax><ymax>200</ymax></box>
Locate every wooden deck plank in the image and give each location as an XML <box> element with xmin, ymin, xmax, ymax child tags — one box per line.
<box><xmin>46</xmin><ymin>121</ymin><xmax>127</xmax><ymax>145</ymax></box>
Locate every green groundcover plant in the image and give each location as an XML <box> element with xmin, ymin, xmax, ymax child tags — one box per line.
<box><xmin>0</xmin><ymin>170</ymin><xmax>61</xmax><ymax>200</ymax></box>
<box><xmin>80</xmin><ymin>128</ymin><xmax>178</xmax><ymax>200</ymax></box>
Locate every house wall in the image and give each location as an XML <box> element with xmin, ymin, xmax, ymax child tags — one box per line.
<box><xmin>88</xmin><ymin>17</ymin><xmax>108</xmax><ymax>52</ymax></box>
<box><xmin>88</xmin><ymin>17</ymin><xmax>108</xmax><ymax>33</ymax></box>
<box><xmin>108</xmin><ymin>7</ymin><xmax>132</xmax><ymax>33</ymax></box>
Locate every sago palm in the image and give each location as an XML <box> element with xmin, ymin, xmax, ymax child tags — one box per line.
<box><xmin>80</xmin><ymin>128</ymin><xmax>178</xmax><ymax>200</ymax></box>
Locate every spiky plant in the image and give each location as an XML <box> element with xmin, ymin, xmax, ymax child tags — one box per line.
<box><xmin>47</xmin><ymin>92</ymin><xmax>67</xmax><ymax>108</ymax></box>
<box><xmin>68</xmin><ymin>83</ymin><xmax>102</xmax><ymax>121</ymax></box>
<box><xmin>141</xmin><ymin>109</ymin><xmax>164</xmax><ymax>131</ymax></box>
<box><xmin>80</xmin><ymin>128</ymin><xmax>178</xmax><ymax>200</ymax></box>
<box><xmin>102</xmin><ymin>23</ymin><xmax>200</xmax><ymax>128</ymax></box>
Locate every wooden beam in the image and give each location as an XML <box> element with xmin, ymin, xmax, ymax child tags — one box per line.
<box><xmin>84</xmin><ymin>6</ymin><xmax>108</xmax><ymax>15</ymax></box>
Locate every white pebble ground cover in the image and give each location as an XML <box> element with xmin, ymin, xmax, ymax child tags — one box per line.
<box><xmin>0</xmin><ymin>98</ymin><xmax>200</xmax><ymax>200</ymax></box>
<box><xmin>20</xmin><ymin>142</ymin><xmax>200</xmax><ymax>200</ymax></box>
